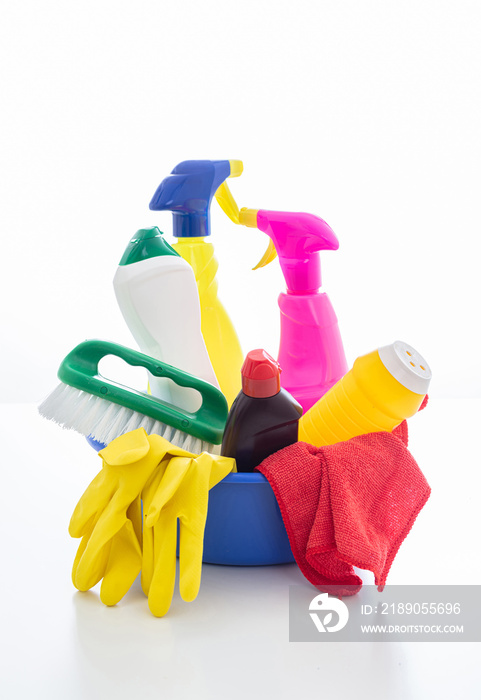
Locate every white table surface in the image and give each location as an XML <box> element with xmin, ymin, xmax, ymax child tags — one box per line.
<box><xmin>1</xmin><ymin>399</ymin><xmax>480</xmax><ymax>699</ymax></box>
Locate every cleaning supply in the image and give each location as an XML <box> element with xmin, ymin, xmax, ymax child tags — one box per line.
<box><xmin>69</xmin><ymin>429</ymin><xmax>161</xmax><ymax>605</ymax></box>
<box><xmin>202</xmin><ymin>471</ymin><xmax>295</xmax><ymax>565</ymax></box>
<box><xmin>69</xmin><ymin>428</ymin><xmax>235</xmax><ymax>611</ymax></box>
<box><xmin>38</xmin><ymin>339</ymin><xmax>228</xmax><ymax>453</ymax></box>
<box><xmin>142</xmin><ymin>445</ymin><xmax>234</xmax><ymax>617</ymax></box>
<box><xmin>215</xmin><ymin>185</ymin><xmax>348</xmax><ymax>412</ymax></box>
<box><xmin>221</xmin><ymin>349</ymin><xmax>302</xmax><ymax>472</ymax></box>
<box><xmin>149</xmin><ymin>159</ymin><xmax>244</xmax><ymax>406</ymax></box>
<box><xmin>256</xmin><ymin>427</ymin><xmax>431</xmax><ymax>595</ymax></box>
<box><xmin>299</xmin><ymin>340</ymin><xmax>431</xmax><ymax>447</ymax></box>
<box><xmin>113</xmin><ymin>227</ymin><xmax>219</xmax><ymax>413</ymax></box>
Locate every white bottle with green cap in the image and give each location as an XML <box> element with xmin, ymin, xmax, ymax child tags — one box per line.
<box><xmin>113</xmin><ymin>227</ymin><xmax>220</xmax><ymax>412</ymax></box>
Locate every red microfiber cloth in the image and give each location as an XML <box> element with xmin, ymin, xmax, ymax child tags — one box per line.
<box><xmin>255</xmin><ymin>416</ymin><xmax>430</xmax><ymax>596</ymax></box>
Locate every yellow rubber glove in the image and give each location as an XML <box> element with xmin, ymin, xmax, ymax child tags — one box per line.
<box><xmin>70</xmin><ymin>493</ymin><xmax>143</xmax><ymax>606</ymax></box>
<box><xmin>142</xmin><ymin>451</ymin><xmax>235</xmax><ymax>617</ymax></box>
<box><xmin>69</xmin><ymin>428</ymin><xmax>189</xmax><ymax>606</ymax></box>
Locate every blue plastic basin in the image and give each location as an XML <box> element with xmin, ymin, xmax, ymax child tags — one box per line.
<box><xmin>202</xmin><ymin>471</ymin><xmax>294</xmax><ymax>565</ymax></box>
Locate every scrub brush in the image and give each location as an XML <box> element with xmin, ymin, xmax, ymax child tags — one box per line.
<box><xmin>38</xmin><ymin>340</ymin><xmax>228</xmax><ymax>453</ymax></box>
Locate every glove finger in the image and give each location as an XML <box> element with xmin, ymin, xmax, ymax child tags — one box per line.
<box><xmin>72</xmin><ymin>513</ymin><xmax>115</xmax><ymax>592</ymax></box>
<box><xmin>100</xmin><ymin>520</ymin><xmax>142</xmax><ymax>606</ymax></box>
<box><xmin>141</xmin><ymin>520</ymin><xmax>154</xmax><ymax>597</ymax></box>
<box><xmin>71</xmin><ymin>516</ymin><xmax>96</xmax><ymax>588</ymax></box>
<box><xmin>147</xmin><ymin>511</ymin><xmax>178</xmax><ymax>617</ymax></box>
<box><xmin>141</xmin><ymin>460</ymin><xmax>168</xmax><ymax>513</ymax></box>
<box><xmin>178</xmin><ymin>520</ymin><xmax>205</xmax><ymax>603</ymax></box>
<box><xmin>141</xmin><ymin>464</ymin><xmax>167</xmax><ymax>596</ymax></box>
<box><xmin>175</xmin><ymin>455</ymin><xmax>233</xmax><ymax>602</ymax></box>
<box><xmin>73</xmin><ymin>537</ymin><xmax>112</xmax><ymax>592</ymax></box>
<box><xmin>145</xmin><ymin>457</ymin><xmax>192</xmax><ymax>526</ymax></box>
<box><xmin>74</xmin><ymin>508</ymin><xmax>128</xmax><ymax>589</ymax></box>
<box><xmin>69</xmin><ymin>472</ymin><xmax>115</xmax><ymax>538</ymax></box>
<box><xmin>177</xmin><ymin>481</ymin><xmax>210</xmax><ymax>602</ymax></box>
<box><xmin>127</xmin><ymin>495</ymin><xmax>142</xmax><ymax>547</ymax></box>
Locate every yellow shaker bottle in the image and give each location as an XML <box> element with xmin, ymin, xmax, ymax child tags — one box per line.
<box><xmin>299</xmin><ymin>341</ymin><xmax>431</xmax><ymax>447</ymax></box>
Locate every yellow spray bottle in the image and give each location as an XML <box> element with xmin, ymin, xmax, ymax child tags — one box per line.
<box><xmin>149</xmin><ymin>160</ymin><xmax>244</xmax><ymax>406</ymax></box>
<box><xmin>299</xmin><ymin>341</ymin><xmax>432</xmax><ymax>447</ymax></box>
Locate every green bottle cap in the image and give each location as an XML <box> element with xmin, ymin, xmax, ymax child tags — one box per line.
<box><xmin>119</xmin><ymin>227</ymin><xmax>180</xmax><ymax>265</ymax></box>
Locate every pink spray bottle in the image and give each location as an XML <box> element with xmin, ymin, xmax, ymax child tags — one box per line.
<box><xmin>214</xmin><ymin>185</ymin><xmax>348</xmax><ymax>412</ymax></box>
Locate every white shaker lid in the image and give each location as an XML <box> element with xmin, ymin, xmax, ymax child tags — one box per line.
<box><xmin>378</xmin><ymin>341</ymin><xmax>432</xmax><ymax>395</ymax></box>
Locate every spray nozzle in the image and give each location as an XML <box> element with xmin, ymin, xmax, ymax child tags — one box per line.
<box><xmin>215</xmin><ymin>182</ymin><xmax>339</xmax><ymax>293</ymax></box>
<box><xmin>149</xmin><ymin>160</ymin><xmax>243</xmax><ymax>238</ymax></box>
<box><xmin>215</xmin><ymin>182</ymin><xmax>276</xmax><ymax>266</ymax></box>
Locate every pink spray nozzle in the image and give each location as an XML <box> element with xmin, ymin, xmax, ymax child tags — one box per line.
<box><xmin>255</xmin><ymin>210</ymin><xmax>339</xmax><ymax>293</ymax></box>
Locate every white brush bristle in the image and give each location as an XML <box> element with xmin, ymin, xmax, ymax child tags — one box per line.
<box><xmin>38</xmin><ymin>383</ymin><xmax>220</xmax><ymax>454</ymax></box>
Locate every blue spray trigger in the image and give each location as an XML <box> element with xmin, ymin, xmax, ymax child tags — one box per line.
<box><xmin>149</xmin><ymin>160</ymin><xmax>232</xmax><ymax>238</ymax></box>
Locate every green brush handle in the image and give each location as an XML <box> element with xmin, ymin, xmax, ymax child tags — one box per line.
<box><xmin>57</xmin><ymin>340</ymin><xmax>228</xmax><ymax>445</ymax></box>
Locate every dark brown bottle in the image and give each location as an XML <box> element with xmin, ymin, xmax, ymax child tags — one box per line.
<box><xmin>221</xmin><ymin>349</ymin><xmax>303</xmax><ymax>472</ymax></box>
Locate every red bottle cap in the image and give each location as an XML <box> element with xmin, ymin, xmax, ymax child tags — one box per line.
<box><xmin>241</xmin><ymin>349</ymin><xmax>281</xmax><ymax>398</ymax></box>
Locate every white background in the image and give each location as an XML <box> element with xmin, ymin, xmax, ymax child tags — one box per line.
<box><xmin>2</xmin><ymin>0</ymin><xmax>480</xmax><ymax>402</ymax></box>
<box><xmin>1</xmin><ymin>2</ymin><xmax>480</xmax><ymax>699</ymax></box>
